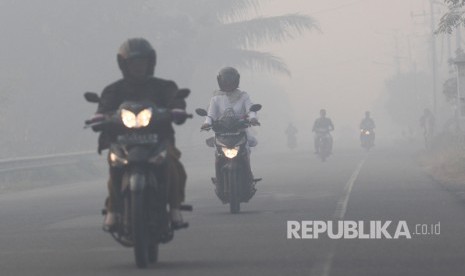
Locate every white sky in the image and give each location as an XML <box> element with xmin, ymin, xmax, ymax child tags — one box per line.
<box><xmin>253</xmin><ymin>0</ymin><xmax>453</xmax><ymax>142</ymax></box>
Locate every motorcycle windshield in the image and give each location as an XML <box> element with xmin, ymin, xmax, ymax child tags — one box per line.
<box><xmin>216</xmin><ymin>132</ymin><xmax>247</xmax><ymax>148</ymax></box>
<box><xmin>214</xmin><ymin>108</ymin><xmax>243</xmax><ymax>133</ymax></box>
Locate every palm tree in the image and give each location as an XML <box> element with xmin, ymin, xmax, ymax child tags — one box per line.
<box><xmin>140</xmin><ymin>0</ymin><xmax>319</xmax><ymax>145</ymax></box>
<box><xmin>437</xmin><ymin>0</ymin><xmax>465</xmax><ymax>33</ymax></box>
<box><xmin>145</xmin><ymin>0</ymin><xmax>319</xmax><ymax>81</ymax></box>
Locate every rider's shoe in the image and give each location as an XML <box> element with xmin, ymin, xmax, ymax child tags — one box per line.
<box><xmin>170</xmin><ymin>208</ymin><xmax>187</xmax><ymax>229</ymax></box>
<box><xmin>102</xmin><ymin>212</ymin><xmax>116</xmax><ymax>232</ymax></box>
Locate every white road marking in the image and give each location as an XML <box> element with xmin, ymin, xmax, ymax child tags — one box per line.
<box><xmin>333</xmin><ymin>159</ymin><xmax>366</xmax><ymax>219</ymax></box>
<box><xmin>311</xmin><ymin>158</ymin><xmax>366</xmax><ymax>276</ymax></box>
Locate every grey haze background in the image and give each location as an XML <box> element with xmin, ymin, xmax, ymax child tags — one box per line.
<box><xmin>0</xmin><ymin>0</ymin><xmax>454</xmax><ymax>157</ymax></box>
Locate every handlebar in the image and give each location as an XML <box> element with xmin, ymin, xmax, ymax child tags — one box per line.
<box><xmin>84</xmin><ymin>109</ymin><xmax>193</xmax><ymax>130</ymax></box>
<box><xmin>201</xmin><ymin>118</ymin><xmax>259</xmax><ymax>132</ymax></box>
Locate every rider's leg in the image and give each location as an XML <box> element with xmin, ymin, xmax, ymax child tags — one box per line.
<box><xmin>314</xmin><ymin>135</ymin><xmax>320</xmax><ymax>153</ymax></box>
<box><xmin>329</xmin><ymin>135</ymin><xmax>333</xmax><ymax>153</ymax></box>
<box><xmin>166</xmin><ymin>144</ymin><xmax>187</xmax><ymax>226</ymax></box>
<box><xmin>103</xmin><ymin>164</ymin><xmax>123</xmax><ymax>230</ymax></box>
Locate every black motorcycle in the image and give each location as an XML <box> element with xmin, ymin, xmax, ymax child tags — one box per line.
<box><xmin>195</xmin><ymin>105</ymin><xmax>262</xmax><ymax>213</ymax></box>
<box><xmin>287</xmin><ymin>133</ymin><xmax>297</xmax><ymax>149</ymax></box>
<box><xmin>360</xmin><ymin>128</ymin><xmax>374</xmax><ymax>151</ymax></box>
<box><xmin>84</xmin><ymin>90</ymin><xmax>192</xmax><ymax>268</ymax></box>
<box><xmin>315</xmin><ymin>129</ymin><xmax>332</xmax><ymax>162</ymax></box>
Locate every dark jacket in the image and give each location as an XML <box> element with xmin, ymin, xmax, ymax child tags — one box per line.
<box><xmin>312</xmin><ymin>117</ymin><xmax>334</xmax><ymax>133</ymax></box>
<box><xmin>96</xmin><ymin>77</ymin><xmax>186</xmax><ymax>152</ymax></box>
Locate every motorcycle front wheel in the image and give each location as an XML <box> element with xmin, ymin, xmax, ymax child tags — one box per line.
<box><xmin>148</xmin><ymin>243</ymin><xmax>159</xmax><ymax>263</ymax></box>
<box><xmin>226</xmin><ymin>171</ymin><xmax>240</xmax><ymax>214</ymax></box>
<box><xmin>131</xmin><ymin>189</ymin><xmax>149</xmax><ymax>268</ymax></box>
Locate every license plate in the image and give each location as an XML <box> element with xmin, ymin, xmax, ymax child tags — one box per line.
<box><xmin>117</xmin><ymin>133</ymin><xmax>158</xmax><ymax>144</ymax></box>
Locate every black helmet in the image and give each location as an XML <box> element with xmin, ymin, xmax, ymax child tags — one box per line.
<box><xmin>217</xmin><ymin>67</ymin><xmax>240</xmax><ymax>92</ymax></box>
<box><xmin>117</xmin><ymin>38</ymin><xmax>156</xmax><ymax>78</ymax></box>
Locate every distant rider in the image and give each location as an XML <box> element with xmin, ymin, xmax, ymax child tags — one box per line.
<box><xmin>360</xmin><ymin>111</ymin><xmax>375</xmax><ymax>145</ymax></box>
<box><xmin>285</xmin><ymin>123</ymin><xmax>298</xmax><ymax>149</ymax></box>
<box><xmin>420</xmin><ymin>108</ymin><xmax>435</xmax><ymax>148</ymax></box>
<box><xmin>312</xmin><ymin>109</ymin><xmax>334</xmax><ymax>153</ymax></box>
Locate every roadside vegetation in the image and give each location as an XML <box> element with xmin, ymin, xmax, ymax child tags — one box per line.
<box><xmin>417</xmin><ymin>131</ymin><xmax>465</xmax><ymax>193</ymax></box>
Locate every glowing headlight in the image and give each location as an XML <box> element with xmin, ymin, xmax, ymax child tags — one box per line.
<box><xmin>137</xmin><ymin>108</ymin><xmax>152</xmax><ymax>127</ymax></box>
<box><xmin>110</xmin><ymin>152</ymin><xmax>128</xmax><ymax>165</ymax></box>
<box><xmin>121</xmin><ymin>109</ymin><xmax>137</xmax><ymax>128</ymax></box>
<box><xmin>222</xmin><ymin>147</ymin><xmax>239</xmax><ymax>159</ymax></box>
<box><xmin>121</xmin><ymin>108</ymin><xmax>152</xmax><ymax>128</ymax></box>
<box><xmin>365</xmin><ymin>131</ymin><xmax>370</xmax><ymax>135</ymax></box>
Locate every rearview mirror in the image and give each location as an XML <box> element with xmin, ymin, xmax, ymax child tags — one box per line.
<box><xmin>195</xmin><ymin>108</ymin><xmax>208</xmax><ymax>117</ymax></box>
<box><xmin>249</xmin><ymin>104</ymin><xmax>262</xmax><ymax>112</ymax></box>
<box><xmin>84</xmin><ymin>92</ymin><xmax>100</xmax><ymax>103</ymax></box>
<box><xmin>176</xmin><ymin>88</ymin><xmax>190</xmax><ymax>99</ymax></box>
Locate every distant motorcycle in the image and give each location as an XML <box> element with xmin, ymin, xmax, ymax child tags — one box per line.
<box><xmin>84</xmin><ymin>90</ymin><xmax>192</xmax><ymax>268</ymax></box>
<box><xmin>196</xmin><ymin>105</ymin><xmax>262</xmax><ymax>213</ymax></box>
<box><xmin>287</xmin><ymin>134</ymin><xmax>297</xmax><ymax>149</ymax></box>
<box><xmin>360</xmin><ymin>128</ymin><xmax>374</xmax><ymax>151</ymax></box>
<box><xmin>285</xmin><ymin>124</ymin><xmax>298</xmax><ymax>150</ymax></box>
<box><xmin>315</xmin><ymin>129</ymin><xmax>332</xmax><ymax>162</ymax></box>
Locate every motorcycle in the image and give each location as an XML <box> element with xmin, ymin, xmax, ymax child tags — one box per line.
<box><xmin>84</xmin><ymin>90</ymin><xmax>192</xmax><ymax>268</ymax></box>
<box><xmin>360</xmin><ymin>128</ymin><xmax>374</xmax><ymax>151</ymax></box>
<box><xmin>315</xmin><ymin>129</ymin><xmax>332</xmax><ymax>162</ymax></box>
<box><xmin>287</xmin><ymin>134</ymin><xmax>297</xmax><ymax>149</ymax></box>
<box><xmin>285</xmin><ymin>124</ymin><xmax>298</xmax><ymax>150</ymax></box>
<box><xmin>195</xmin><ymin>105</ymin><xmax>262</xmax><ymax>213</ymax></box>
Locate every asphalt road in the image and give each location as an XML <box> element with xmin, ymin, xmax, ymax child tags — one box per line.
<box><xmin>0</xmin><ymin>146</ymin><xmax>464</xmax><ymax>276</ymax></box>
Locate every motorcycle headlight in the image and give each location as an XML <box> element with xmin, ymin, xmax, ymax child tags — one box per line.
<box><xmin>222</xmin><ymin>146</ymin><xmax>239</xmax><ymax>159</ymax></box>
<box><xmin>365</xmin><ymin>131</ymin><xmax>370</xmax><ymax>135</ymax></box>
<box><xmin>110</xmin><ymin>152</ymin><xmax>128</xmax><ymax>166</ymax></box>
<box><xmin>121</xmin><ymin>109</ymin><xmax>137</xmax><ymax>128</ymax></box>
<box><xmin>121</xmin><ymin>108</ymin><xmax>152</xmax><ymax>128</ymax></box>
<box><xmin>137</xmin><ymin>108</ymin><xmax>152</xmax><ymax>127</ymax></box>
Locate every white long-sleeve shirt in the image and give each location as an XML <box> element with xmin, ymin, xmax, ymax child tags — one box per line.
<box><xmin>204</xmin><ymin>89</ymin><xmax>257</xmax><ymax>125</ymax></box>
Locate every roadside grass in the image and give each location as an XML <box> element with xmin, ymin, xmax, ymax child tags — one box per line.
<box><xmin>416</xmin><ymin>132</ymin><xmax>465</xmax><ymax>190</ymax></box>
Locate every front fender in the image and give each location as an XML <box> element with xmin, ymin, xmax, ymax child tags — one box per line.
<box><xmin>129</xmin><ymin>172</ymin><xmax>146</xmax><ymax>192</ymax></box>
<box><xmin>221</xmin><ymin>158</ymin><xmax>238</xmax><ymax>174</ymax></box>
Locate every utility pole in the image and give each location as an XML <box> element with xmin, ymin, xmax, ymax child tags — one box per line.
<box><xmin>457</xmin><ymin>27</ymin><xmax>462</xmax><ymax>51</ymax></box>
<box><xmin>394</xmin><ymin>30</ymin><xmax>401</xmax><ymax>75</ymax></box>
<box><xmin>429</xmin><ymin>0</ymin><xmax>438</xmax><ymax>116</ymax></box>
<box><xmin>411</xmin><ymin>1</ymin><xmax>440</xmax><ymax>117</ymax></box>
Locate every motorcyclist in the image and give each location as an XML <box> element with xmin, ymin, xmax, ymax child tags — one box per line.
<box><xmin>360</xmin><ymin>111</ymin><xmax>375</xmax><ymax>144</ymax></box>
<box><xmin>200</xmin><ymin>67</ymin><xmax>260</xmax><ymax>194</ymax></box>
<box><xmin>420</xmin><ymin>108</ymin><xmax>435</xmax><ymax>148</ymax></box>
<box><xmin>93</xmin><ymin>38</ymin><xmax>188</xmax><ymax>231</ymax></box>
<box><xmin>420</xmin><ymin>108</ymin><xmax>435</xmax><ymax>135</ymax></box>
<box><xmin>285</xmin><ymin>123</ymin><xmax>298</xmax><ymax>149</ymax></box>
<box><xmin>200</xmin><ymin>67</ymin><xmax>260</xmax><ymax>136</ymax></box>
<box><xmin>312</xmin><ymin>109</ymin><xmax>334</xmax><ymax>153</ymax></box>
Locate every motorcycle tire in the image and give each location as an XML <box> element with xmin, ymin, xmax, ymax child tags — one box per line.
<box><xmin>227</xmin><ymin>171</ymin><xmax>240</xmax><ymax>214</ymax></box>
<box><xmin>132</xmin><ymin>190</ymin><xmax>149</xmax><ymax>268</ymax></box>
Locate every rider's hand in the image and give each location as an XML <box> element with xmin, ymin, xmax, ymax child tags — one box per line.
<box><xmin>250</xmin><ymin>118</ymin><xmax>260</xmax><ymax>126</ymax></box>
<box><xmin>201</xmin><ymin>123</ymin><xmax>211</xmax><ymax>130</ymax></box>
<box><xmin>85</xmin><ymin>113</ymin><xmax>106</xmax><ymax>125</ymax></box>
